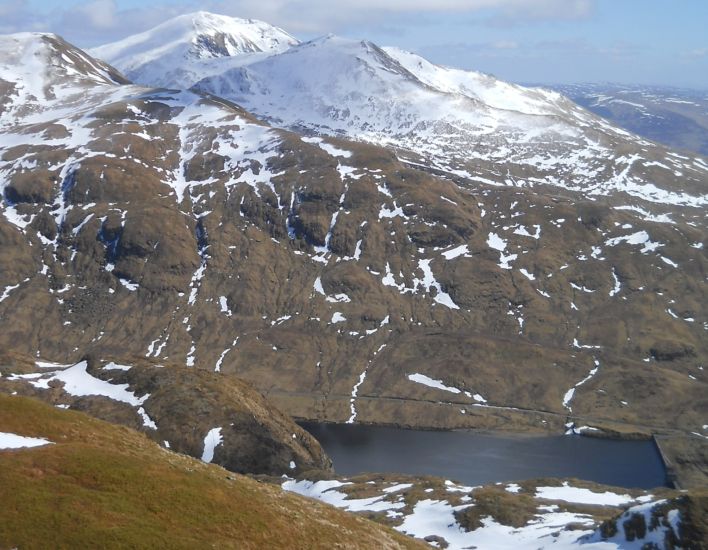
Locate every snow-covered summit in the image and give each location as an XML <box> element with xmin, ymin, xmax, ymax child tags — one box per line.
<box><xmin>0</xmin><ymin>32</ymin><xmax>126</xmax><ymax>89</ymax></box>
<box><xmin>189</xmin><ymin>34</ymin><xmax>707</xmax><ymax>207</ymax></box>
<box><xmin>0</xmin><ymin>32</ymin><xmax>127</xmax><ymax>124</ymax></box>
<box><xmin>90</xmin><ymin>11</ymin><xmax>299</xmax><ymax>89</ymax></box>
<box><xmin>90</xmin><ymin>14</ymin><xmax>708</xmax><ymax>206</ymax></box>
<box><xmin>196</xmin><ymin>34</ymin><xmax>578</xmax><ymax>127</ymax></box>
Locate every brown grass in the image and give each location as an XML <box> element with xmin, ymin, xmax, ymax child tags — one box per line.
<box><xmin>0</xmin><ymin>395</ymin><xmax>424</xmax><ymax>550</ymax></box>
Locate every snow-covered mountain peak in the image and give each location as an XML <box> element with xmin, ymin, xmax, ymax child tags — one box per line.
<box><xmin>193</xmin><ymin>33</ymin><xmax>572</xmax><ymax>134</ymax></box>
<box><xmin>0</xmin><ymin>33</ymin><xmax>126</xmax><ymax>88</ymax></box>
<box><xmin>171</xmin><ymin>11</ymin><xmax>299</xmax><ymax>60</ymax></box>
<box><xmin>0</xmin><ymin>33</ymin><xmax>127</xmax><ymax>124</ymax></box>
<box><xmin>188</xmin><ymin>33</ymin><xmax>706</xmax><ymax>207</ymax></box>
<box><xmin>81</xmin><ymin>18</ymin><xmax>708</xmax><ymax>207</ymax></box>
<box><xmin>90</xmin><ymin>11</ymin><xmax>299</xmax><ymax>89</ymax></box>
<box><xmin>282</xmin><ymin>37</ymin><xmax>569</xmax><ymax>117</ymax></box>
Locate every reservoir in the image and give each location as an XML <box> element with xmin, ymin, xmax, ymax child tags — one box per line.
<box><xmin>300</xmin><ymin>422</ymin><xmax>668</xmax><ymax>490</ymax></box>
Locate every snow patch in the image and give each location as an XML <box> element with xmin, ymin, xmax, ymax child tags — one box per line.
<box><xmin>441</xmin><ymin>244</ymin><xmax>471</xmax><ymax>260</ymax></box>
<box><xmin>0</xmin><ymin>432</ymin><xmax>53</xmax><ymax>450</ymax></box>
<box><xmin>201</xmin><ymin>427</ymin><xmax>223</xmax><ymax>463</ymax></box>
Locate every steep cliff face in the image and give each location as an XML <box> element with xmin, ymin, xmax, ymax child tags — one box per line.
<box><xmin>0</xmin><ymin>32</ymin><xmax>706</xmax><ymax>439</ymax></box>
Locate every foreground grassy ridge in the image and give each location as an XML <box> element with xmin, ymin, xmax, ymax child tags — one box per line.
<box><xmin>0</xmin><ymin>395</ymin><xmax>423</xmax><ymax>549</ymax></box>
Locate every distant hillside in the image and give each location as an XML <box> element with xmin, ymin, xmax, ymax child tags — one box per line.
<box><xmin>550</xmin><ymin>83</ymin><xmax>708</xmax><ymax>157</ymax></box>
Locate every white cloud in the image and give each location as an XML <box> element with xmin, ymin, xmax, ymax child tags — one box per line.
<box><xmin>499</xmin><ymin>0</ymin><xmax>593</xmax><ymax>19</ymax></box>
<box><xmin>211</xmin><ymin>0</ymin><xmax>592</xmax><ymax>16</ymax></box>
<box><xmin>209</xmin><ymin>0</ymin><xmax>595</xmax><ymax>33</ymax></box>
<box><xmin>492</xmin><ymin>40</ymin><xmax>519</xmax><ymax>50</ymax></box>
<box><xmin>53</xmin><ymin>3</ymin><xmax>189</xmax><ymax>46</ymax></box>
<box><xmin>0</xmin><ymin>0</ymin><xmax>27</xmax><ymax>18</ymax></box>
<box><xmin>0</xmin><ymin>0</ymin><xmax>48</xmax><ymax>34</ymax></box>
<box><xmin>684</xmin><ymin>48</ymin><xmax>707</xmax><ymax>59</ymax></box>
<box><xmin>77</xmin><ymin>0</ymin><xmax>117</xmax><ymax>30</ymax></box>
<box><xmin>0</xmin><ymin>0</ymin><xmax>595</xmax><ymax>45</ymax></box>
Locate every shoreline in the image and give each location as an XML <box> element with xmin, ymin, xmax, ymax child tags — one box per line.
<box><xmin>295</xmin><ymin>416</ymin><xmax>658</xmax><ymax>441</ymax></box>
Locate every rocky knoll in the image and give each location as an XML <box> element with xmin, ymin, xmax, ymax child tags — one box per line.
<box><xmin>0</xmin><ymin>352</ymin><xmax>331</xmax><ymax>476</ymax></box>
<box><xmin>0</xmin><ymin>32</ymin><xmax>706</xmax><ymax>444</ymax></box>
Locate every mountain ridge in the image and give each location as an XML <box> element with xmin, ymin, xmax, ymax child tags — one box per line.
<box><xmin>89</xmin><ymin>14</ymin><xmax>707</xmax><ymax>210</ymax></box>
<box><xmin>189</xmin><ymin>34</ymin><xmax>708</xmax><ymax>208</ymax></box>
<box><xmin>0</xmin><ymin>32</ymin><xmax>128</xmax><ymax>127</ymax></box>
<box><xmin>0</xmin><ymin>352</ymin><xmax>332</xmax><ymax>476</ymax></box>
<box><xmin>89</xmin><ymin>11</ymin><xmax>299</xmax><ymax>90</ymax></box>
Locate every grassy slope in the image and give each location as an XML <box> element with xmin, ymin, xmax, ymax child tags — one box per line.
<box><xmin>0</xmin><ymin>395</ymin><xmax>423</xmax><ymax>550</ymax></box>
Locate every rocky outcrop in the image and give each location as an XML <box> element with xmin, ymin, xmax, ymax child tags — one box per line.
<box><xmin>0</xmin><ymin>354</ymin><xmax>331</xmax><ymax>476</ymax></box>
<box><xmin>281</xmin><ymin>473</ymin><xmax>705</xmax><ymax>549</ymax></box>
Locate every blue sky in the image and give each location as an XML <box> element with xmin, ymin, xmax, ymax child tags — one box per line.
<box><xmin>3</xmin><ymin>0</ymin><xmax>707</xmax><ymax>88</ymax></box>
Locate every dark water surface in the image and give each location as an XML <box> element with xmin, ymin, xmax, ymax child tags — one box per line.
<box><xmin>299</xmin><ymin>422</ymin><xmax>668</xmax><ymax>490</ymax></box>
